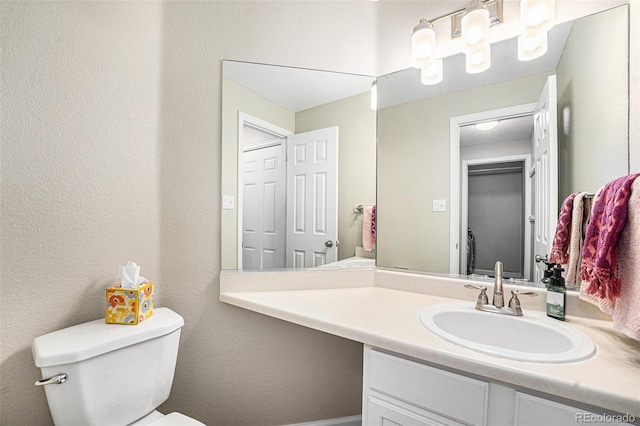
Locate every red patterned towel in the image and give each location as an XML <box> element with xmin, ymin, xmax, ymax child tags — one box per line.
<box><xmin>581</xmin><ymin>174</ymin><xmax>640</xmax><ymax>300</ymax></box>
<box><xmin>549</xmin><ymin>192</ymin><xmax>578</xmax><ymax>265</ymax></box>
<box><xmin>371</xmin><ymin>205</ymin><xmax>376</xmax><ymax>243</ymax></box>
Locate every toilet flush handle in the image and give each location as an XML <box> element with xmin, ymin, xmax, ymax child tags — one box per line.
<box><xmin>35</xmin><ymin>373</ymin><xmax>67</xmax><ymax>386</ymax></box>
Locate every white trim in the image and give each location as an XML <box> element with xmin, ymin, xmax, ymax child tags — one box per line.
<box><xmin>449</xmin><ymin>103</ymin><xmax>536</xmax><ymax>275</ymax></box>
<box><xmin>284</xmin><ymin>415</ymin><xmax>362</xmax><ymax>426</ymax></box>
<box><xmin>462</xmin><ymin>154</ymin><xmax>532</xmax><ymax>280</ymax></box>
<box><xmin>237</xmin><ymin>111</ymin><xmax>293</xmax><ymax>269</ymax></box>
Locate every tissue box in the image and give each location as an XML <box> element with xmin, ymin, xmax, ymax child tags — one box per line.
<box><xmin>106</xmin><ymin>282</ymin><xmax>154</xmax><ymax>325</ymax></box>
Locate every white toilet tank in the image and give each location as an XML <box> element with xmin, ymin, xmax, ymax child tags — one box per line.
<box><xmin>32</xmin><ymin>308</ymin><xmax>184</xmax><ymax>426</ymax></box>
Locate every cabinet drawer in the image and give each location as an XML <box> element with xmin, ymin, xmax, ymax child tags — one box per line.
<box><xmin>369</xmin><ymin>350</ymin><xmax>488</xmax><ymax>425</ymax></box>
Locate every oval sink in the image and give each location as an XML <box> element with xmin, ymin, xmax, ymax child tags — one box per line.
<box><xmin>418</xmin><ymin>303</ymin><xmax>596</xmax><ymax>363</ymax></box>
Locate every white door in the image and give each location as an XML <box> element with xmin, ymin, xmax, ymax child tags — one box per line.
<box><xmin>286</xmin><ymin>127</ymin><xmax>339</xmax><ymax>268</ymax></box>
<box><xmin>532</xmin><ymin>75</ymin><xmax>558</xmax><ymax>282</ymax></box>
<box><xmin>242</xmin><ymin>143</ymin><xmax>286</xmax><ymax>269</ymax></box>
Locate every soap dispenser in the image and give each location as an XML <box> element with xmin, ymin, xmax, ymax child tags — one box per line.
<box><xmin>546</xmin><ymin>265</ymin><xmax>566</xmax><ymax>320</ymax></box>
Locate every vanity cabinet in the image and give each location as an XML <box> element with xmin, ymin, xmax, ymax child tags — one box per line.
<box><xmin>363</xmin><ymin>347</ymin><xmax>634</xmax><ymax>426</ymax></box>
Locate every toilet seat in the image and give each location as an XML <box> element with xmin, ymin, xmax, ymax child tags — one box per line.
<box><xmin>149</xmin><ymin>412</ymin><xmax>205</xmax><ymax>426</ymax></box>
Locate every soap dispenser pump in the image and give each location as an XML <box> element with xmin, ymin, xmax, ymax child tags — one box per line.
<box><xmin>546</xmin><ymin>265</ymin><xmax>566</xmax><ymax>320</ymax></box>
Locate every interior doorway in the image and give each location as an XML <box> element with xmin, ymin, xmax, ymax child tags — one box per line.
<box><xmin>465</xmin><ymin>160</ymin><xmax>527</xmax><ymax>279</ymax></box>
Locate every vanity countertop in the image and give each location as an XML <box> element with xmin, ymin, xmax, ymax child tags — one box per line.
<box><xmin>220</xmin><ymin>269</ymin><xmax>640</xmax><ymax>417</ymax></box>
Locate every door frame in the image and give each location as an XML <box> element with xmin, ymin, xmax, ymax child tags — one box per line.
<box><xmin>462</xmin><ymin>154</ymin><xmax>532</xmax><ymax>280</ymax></box>
<box><xmin>237</xmin><ymin>112</ymin><xmax>293</xmax><ymax>269</ymax></box>
<box><xmin>449</xmin><ymin>103</ymin><xmax>536</xmax><ymax>275</ymax></box>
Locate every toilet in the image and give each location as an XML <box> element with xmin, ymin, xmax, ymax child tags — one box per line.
<box><xmin>32</xmin><ymin>308</ymin><xmax>204</xmax><ymax>426</ymax></box>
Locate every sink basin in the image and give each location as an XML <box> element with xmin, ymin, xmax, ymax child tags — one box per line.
<box><xmin>418</xmin><ymin>302</ymin><xmax>596</xmax><ymax>363</ymax></box>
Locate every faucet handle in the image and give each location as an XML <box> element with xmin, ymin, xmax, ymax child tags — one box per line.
<box><xmin>465</xmin><ymin>284</ymin><xmax>489</xmax><ymax>308</ymax></box>
<box><xmin>508</xmin><ymin>290</ymin><xmax>537</xmax><ymax>315</ymax></box>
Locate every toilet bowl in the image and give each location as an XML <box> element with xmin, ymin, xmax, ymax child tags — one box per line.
<box><xmin>32</xmin><ymin>308</ymin><xmax>204</xmax><ymax>425</ymax></box>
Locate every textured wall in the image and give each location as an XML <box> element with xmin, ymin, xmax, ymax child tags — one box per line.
<box><xmin>1</xmin><ymin>2</ymin><xmax>163</xmax><ymax>424</ymax></box>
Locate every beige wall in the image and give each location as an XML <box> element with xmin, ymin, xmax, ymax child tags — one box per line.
<box><xmin>377</xmin><ymin>73</ymin><xmax>551</xmax><ymax>273</ymax></box>
<box><xmin>221</xmin><ymin>77</ymin><xmax>295</xmax><ymax>270</ymax></box>
<box><xmin>296</xmin><ymin>93</ymin><xmax>377</xmax><ymax>261</ymax></box>
<box><xmin>1</xmin><ymin>1</ymin><xmax>637</xmax><ymax>426</ymax></box>
<box><xmin>556</xmin><ymin>5</ymin><xmax>629</xmax><ymax>200</ymax></box>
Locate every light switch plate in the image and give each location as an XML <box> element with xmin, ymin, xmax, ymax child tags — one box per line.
<box><xmin>222</xmin><ymin>195</ymin><xmax>235</xmax><ymax>210</ymax></box>
<box><xmin>433</xmin><ymin>199</ymin><xmax>447</xmax><ymax>212</ymax></box>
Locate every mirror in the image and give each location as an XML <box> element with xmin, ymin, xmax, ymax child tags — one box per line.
<box><xmin>376</xmin><ymin>5</ymin><xmax>629</xmax><ymax>285</ymax></box>
<box><xmin>221</xmin><ymin>61</ymin><xmax>376</xmax><ymax>270</ymax></box>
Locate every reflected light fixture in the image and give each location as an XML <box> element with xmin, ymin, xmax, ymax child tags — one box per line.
<box><xmin>421</xmin><ymin>59</ymin><xmax>443</xmax><ymax>85</ymax></box>
<box><xmin>475</xmin><ymin>120</ymin><xmax>499</xmax><ymax>130</ymax></box>
<box><xmin>519</xmin><ymin>0</ymin><xmax>554</xmax><ymax>60</ymax></box>
<box><xmin>370</xmin><ymin>80</ymin><xmax>377</xmax><ymax>111</ymax></box>
<box><xmin>408</xmin><ymin>0</ymin><xmax>555</xmax><ymax>85</ymax></box>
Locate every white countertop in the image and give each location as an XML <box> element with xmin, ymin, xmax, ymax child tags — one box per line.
<box><xmin>220</xmin><ymin>269</ymin><xmax>640</xmax><ymax>417</ymax></box>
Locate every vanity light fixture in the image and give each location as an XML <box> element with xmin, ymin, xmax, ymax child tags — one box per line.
<box><xmin>370</xmin><ymin>80</ymin><xmax>377</xmax><ymax>111</ymax></box>
<box><xmin>412</xmin><ymin>19</ymin><xmax>437</xmax><ymax>69</ymax></box>
<box><xmin>409</xmin><ymin>0</ymin><xmax>555</xmax><ymax>83</ymax></box>
<box><xmin>475</xmin><ymin>120</ymin><xmax>499</xmax><ymax>130</ymax></box>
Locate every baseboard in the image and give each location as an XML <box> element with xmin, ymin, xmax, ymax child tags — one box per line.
<box><xmin>284</xmin><ymin>414</ymin><xmax>362</xmax><ymax>426</ymax></box>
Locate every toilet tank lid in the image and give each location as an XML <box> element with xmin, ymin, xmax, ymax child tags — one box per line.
<box><xmin>32</xmin><ymin>308</ymin><xmax>184</xmax><ymax>368</ymax></box>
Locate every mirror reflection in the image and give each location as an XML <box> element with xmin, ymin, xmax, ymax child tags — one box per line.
<box><xmin>221</xmin><ymin>61</ymin><xmax>376</xmax><ymax>270</ymax></box>
<box><xmin>376</xmin><ymin>6</ymin><xmax>629</xmax><ymax>285</ymax></box>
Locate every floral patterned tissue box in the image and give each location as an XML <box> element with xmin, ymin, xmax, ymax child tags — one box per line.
<box><xmin>106</xmin><ymin>282</ymin><xmax>154</xmax><ymax>325</ymax></box>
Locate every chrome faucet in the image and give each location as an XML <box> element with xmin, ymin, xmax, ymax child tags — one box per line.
<box><xmin>493</xmin><ymin>261</ymin><xmax>504</xmax><ymax>308</ymax></box>
<box><xmin>464</xmin><ymin>261</ymin><xmax>537</xmax><ymax>316</ymax></box>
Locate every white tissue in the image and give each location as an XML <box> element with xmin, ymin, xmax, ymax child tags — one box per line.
<box><xmin>116</xmin><ymin>261</ymin><xmax>148</xmax><ymax>289</ymax></box>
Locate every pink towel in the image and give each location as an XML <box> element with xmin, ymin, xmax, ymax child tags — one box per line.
<box><xmin>362</xmin><ymin>205</ymin><xmax>375</xmax><ymax>251</ymax></box>
<box><xmin>612</xmin><ymin>179</ymin><xmax>640</xmax><ymax>339</ymax></box>
<box><xmin>549</xmin><ymin>192</ymin><xmax>578</xmax><ymax>265</ymax></box>
<box><xmin>580</xmin><ymin>174</ymin><xmax>640</xmax><ymax>300</ymax></box>
<box><xmin>580</xmin><ymin>178</ymin><xmax>640</xmax><ymax>340</ymax></box>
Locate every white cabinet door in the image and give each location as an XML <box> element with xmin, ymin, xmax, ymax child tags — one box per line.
<box><xmin>367</xmin><ymin>396</ymin><xmax>466</xmax><ymax>426</ymax></box>
<box><xmin>514</xmin><ymin>392</ymin><xmax>634</xmax><ymax>426</ymax></box>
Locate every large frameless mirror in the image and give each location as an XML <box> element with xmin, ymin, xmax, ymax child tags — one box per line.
<box><xmin>221</xmin><ymin>61</ymin><xmax>376</xmax><ymax>271</ymax></box>
<box><xmin>376</xmin><ymin>5</ymin><xmax>629</xmax><ymax>288</ymax></box>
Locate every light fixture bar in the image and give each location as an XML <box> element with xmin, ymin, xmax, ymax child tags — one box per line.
<box><xmin>451</xmin><ymin>0</ymin><xmax>503</xmax><ymax>38</ymax></box>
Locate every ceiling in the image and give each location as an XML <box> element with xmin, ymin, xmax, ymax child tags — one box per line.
<box><xmin>460</xmin><ymin>115</ymin><xmax>534</xmax><ymax>147</ymax></box>
<box><xmin>223</xmin><ymin>61</ymin><xmax>374</xmax><ymax>113</ymax></box>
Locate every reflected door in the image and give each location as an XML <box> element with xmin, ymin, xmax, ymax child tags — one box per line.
<box><xmin>533</xmin><ymin>75</ymin><xmax>558</xmax><ymax>282</ymax></box>
<box><xmin>242</xmin><ymin>143</ymin><xmax>286</xmax><ymax>269</ymax></box>
<box><xmin>286</xmin><ymin>127</ymin><xmax>339</xmax><ymax>267</ymax></box>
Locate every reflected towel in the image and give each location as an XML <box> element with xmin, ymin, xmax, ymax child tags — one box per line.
<box><xmin>565</xmin><ymin>193</ymin><xmax>591</xmax><ymax>285</ymax></box>
<box><xmin>549</xmin><ymin>192</ymin><xmax>578</xmax><ymax>265</ymax></box>
<box><xmin>363</xmin><ymin>205</ymin><xmax>375</xmax><ymax>252</ymax></box>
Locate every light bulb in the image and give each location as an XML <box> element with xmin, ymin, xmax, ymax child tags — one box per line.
<box><xmin>475</xmin><ymin>121</ymin><xmax>499</xmax><ymax>130</ymax></box>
